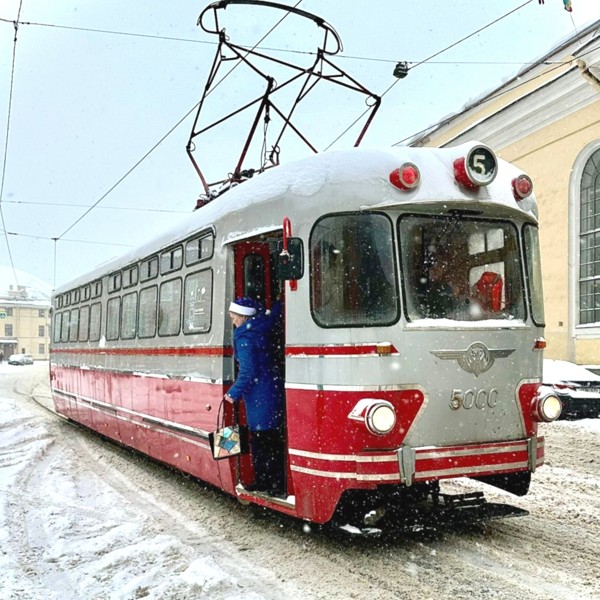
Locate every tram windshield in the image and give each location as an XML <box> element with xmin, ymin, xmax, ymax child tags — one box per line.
<box><xmin>311</xmin><ymin>213</ymin><xmax>399</xmax><ymax>327</ymax></box>
<box><xmin>399</xmin><ymin>215</ymin><xmax>526</xmax><ymax>322</ymax></box>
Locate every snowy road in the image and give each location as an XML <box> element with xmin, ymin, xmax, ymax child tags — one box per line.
<box><xmin>1</xmin><ymin>363</ymin><xmax>599</xmax><ymax>600</ymax></box>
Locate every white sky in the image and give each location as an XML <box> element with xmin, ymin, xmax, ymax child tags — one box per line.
<box><xmin>1</xmin><ymin>0</ymin><xmax>600</xmax><ymax>290</ymax></box>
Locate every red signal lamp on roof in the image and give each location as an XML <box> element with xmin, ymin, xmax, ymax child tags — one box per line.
<box><xmin>389</xmin><ymin>162</ymin><xmax>420</xmax><ymax>191</ymax></box>
<box><xmin>453</xmin><ymin>145</ymin><xmax>498</xmax><ymax>190</ymax></box>
<box><xmin>512</xmin><ymin>174</ymin><xmax>533</xmax><ymax>201</ymax></box>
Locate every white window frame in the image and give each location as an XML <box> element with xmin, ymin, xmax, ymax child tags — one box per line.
<box><xmin>570</xmin><ymin>139</ymin><xmax>600</xmax><ymax>339</ymax></box>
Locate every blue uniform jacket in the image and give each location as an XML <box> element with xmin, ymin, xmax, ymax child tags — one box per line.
<box><xmin>227</xmin><ymin>308</ymin><xmax>284</xmax><ymax>431</ymax></box>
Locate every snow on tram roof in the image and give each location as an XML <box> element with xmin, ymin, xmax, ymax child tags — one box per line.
<box><xmin>55</xmin><ymin>143</ymin><xmax>537</xmax><ymax>294</ymax></box>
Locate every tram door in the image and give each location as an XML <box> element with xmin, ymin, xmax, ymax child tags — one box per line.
<box><xmin>233</xmin><ymin>241</ymin><xmax>274</xmax><ymax>309</ymax></box>
<box><xmin>232</xmin><ymin>240</ymin><xmax>285</xmax><ymax>488</ymax></box>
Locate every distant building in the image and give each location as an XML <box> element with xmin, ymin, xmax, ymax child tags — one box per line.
<box><xmin>410</xmin><ymin>19</ymin><xmax>600</xmax><ymax>365</ymax></box>
<box><xmin>0</xmin><ymin>285</ymin><xmax>51</xmax><ymax>360</ymax></box>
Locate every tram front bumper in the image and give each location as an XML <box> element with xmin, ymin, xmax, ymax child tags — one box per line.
<box><xmin>353</xmin><ymin>437</ymin><xmax>545</xmax><ymax>486</ymax></box>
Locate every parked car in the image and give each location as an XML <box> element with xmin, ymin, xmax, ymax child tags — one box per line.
<box><xmin>8</xmin><ymin>353</ymin><xmax>34</xmax><ymax>365</ymax></box>
<box><xmin>543</xmin><ymin>359</ymin><xmax>600</xmax><ymax>419</ymax></box>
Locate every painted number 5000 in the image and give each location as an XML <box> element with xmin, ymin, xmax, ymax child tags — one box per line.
<box><xmin>450</xmin><ymin>388</ymin><xmax>499</xmax><ymax>410</ymax></box>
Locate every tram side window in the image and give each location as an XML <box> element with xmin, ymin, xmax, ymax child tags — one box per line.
<box><xmin>53</xmin><ymin>312</ymin><xmax>62</xmax><ymax>343</ymax></box>
<box><xmin>183</xmin><ymin>270</ymin><xmax>213</xmax><ymax>334</ymax></box>
<box><xmin>140</xmin><ymin>257</ymin><xmax>158</xmax><ymax>282</ymax></box>
<box><xmin>91</xmin><ymin>280</ymin><xmax>102</xmax><ymax>298</ymax></box>
<box><xmin>158</xmin><ymin>279</ymin><xmax>182</xmax><ymax>336</ymax></box>
<box><xmin>79</xmin><ymin>305</ymin><xmax>90</xmax><ymax>342</ymax></box>
<box><xmin>90</xmin><ymin>303</ymin><xmax>102</xmax><ymax>342</ymax></box>
<box><xmin>121</xmin><ymin>292</ymin><xmax>137</xmax><ymax>340</ymax></box>
<box><xmin>311</xmin><ymin>213</ymin><xmax>399</xmax><ymax>327</ymax></box>
<box><xmin>523</xmin><ymin>224</ymin><xmax>545</xmax><ymax>326</ymax></box>
<box><xmin>60</xmin><ymin>310</ymin><xmax>70</xmax><ymax>342</ymax></box>
<box><xmin>161</xmin><ymin>246</ymin><xmax>183</xmax><ymax>275</ymax></box>
<box><xmin>106</xmin><ymin>297</ymin><xmax>120</xmax><ymax>341</ymax></box>
<box><xmin>139</xmin><ymin>286</ymin><xmax>158</xmax><ymax>338</ymax></box>
<box><xmin>69</xmin><ymin>308</ymin><xmax>80</xmax><ymax>342</ymax></box>
<box><xmin>399</xmin><ymin>215</ymin><xmax>526</xmax><ymax>321</ymax></box>
<box><xmin>123</xmin><ymin>265</ymin><xmax>138</xmax><ymax>288</ymax></box>
<box><xmin>186</xmin><ymin>232</ymin><xmax>214</xmax><ymax>265</ymax></box>
<box><xmin>108</xmin><ymin>272</ymin><xmax>122</xmax><ymax>294</ymax></box>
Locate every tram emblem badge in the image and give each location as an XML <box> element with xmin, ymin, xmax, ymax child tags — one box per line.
<box><xmin>431</xmin><ymin>342</ymin><xmax>515</xmax><ymax>376</ymax></box>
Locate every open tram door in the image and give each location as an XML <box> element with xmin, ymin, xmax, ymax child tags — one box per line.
<box><xmin>233</xmin><ymin>241</ymin><xmax>277</xmax><ymax>310</ymax></box>
<box><xmin>231</xmin><ymin>237</ymin><xmax>288</xmax><ymax>493</ymax></box>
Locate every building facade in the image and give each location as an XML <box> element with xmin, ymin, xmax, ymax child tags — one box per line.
<box><xmin>0</xmin><ymin>286</ymin><xmax>51</xmax><ymax>361</ymax></box>
<box><xmin>411</xmin><ymin>20</ymin><xmax>600</xmax><ymax>366</ymax></box>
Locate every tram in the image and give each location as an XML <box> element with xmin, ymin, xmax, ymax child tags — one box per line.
<box><xmin>49</xmin><ymin>142</ymin><xmax>562</xmax><ymax>528</ymax></box>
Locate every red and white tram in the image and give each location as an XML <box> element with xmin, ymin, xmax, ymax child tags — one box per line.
<box><xmin>50</xmin><ymin>142</ymin><xmax>561</xmax><ymax>527</ymax></box>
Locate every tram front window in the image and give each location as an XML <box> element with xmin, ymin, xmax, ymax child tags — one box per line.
<box><xmin>399</xmin><ymin>216</ymin><xmax>526</xmax><ymax>322</ymax></box>
<box><xmin>311</xmin><ymin>213</ymin><xmax>399</xmax><ymax>327</ymax></box>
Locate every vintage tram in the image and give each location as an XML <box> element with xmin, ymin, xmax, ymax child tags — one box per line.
<box><xmin>50</xmin><ymin>142</ymin><xmax>561</xmax><ymax>528</ymax></box>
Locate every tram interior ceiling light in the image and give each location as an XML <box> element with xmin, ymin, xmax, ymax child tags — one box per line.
<box><xmin>512</xmin><ymin>174</ymin><xmax>533</xmax><ymax>201</ymax></box>
<box><xmin>453</xmin><ymin>145</ymin><xmax>498</xmax><ymax>190</ymax></box>
<box><xmin>389</xmin><ymin>162</ymin><xmax>420</xmax><ymax>191</ymax></box>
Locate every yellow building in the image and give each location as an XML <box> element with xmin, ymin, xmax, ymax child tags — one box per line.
<box><xmin>411</xmin><ymin>20</ymin><xmax>600</xmax><ymax>366</ymax></box>
<box><xmin>0</xmin><ymin>286</ymin><xmax>51</xmax><ymax>361</ymax></box>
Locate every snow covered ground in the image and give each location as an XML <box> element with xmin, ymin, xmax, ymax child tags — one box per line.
<box><xmin>0</xmin><ymin>362</ymin><xmax>301</xmax><ymax>600</ymax></box>
<box><xmin>1</xmin><ymin>362</ymin><xmax>600</xmax><ymax>600</ymax></box>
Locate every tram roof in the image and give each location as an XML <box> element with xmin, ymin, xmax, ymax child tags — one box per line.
<box><xmin>55</xmin><ymin>142</ymin><xmax>538</xmax><ymax>294</ymax></box>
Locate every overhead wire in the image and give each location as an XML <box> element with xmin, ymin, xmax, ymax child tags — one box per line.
<box><xmin>3</xmin><ymin>199</ymin><xmax>188</xmax><ymax>213</ymax></box>
<box><xmin>0</xmin><ymin>0</ymin><xmax>24</xmax><ymax>289</ymax></box>
<box><xmin>0</xmin><ymin>0</ymin><xmax>590</xmax><ymax>279</ymax></box>
<box><xmin>1</xmin><ymin>229</ymin><xmax>133</xmax><ymax>247</ymax></box>
<box><xmin>0</xmin><ymin>17</ymin><xmax>214</xmax><ymax>46</ymax></box>
<box><xmin>0</xmin><ymin>1</ymin><xmax>305</xmax><ymax>285</ymax></box>
<box><xmin>324</xmin><ymin>0</ymin><xmax>536</xmax><ymax>150</ymax></box>
<box><xmin>0</xmin><ymin>15</ymin><xmax>569</xmax><ymax>68</ymax></box>
<box><xmin>0</xmin><ymin>1</ymin><xmax>306</xmax><ymax>287</ymax></box>
<box><xmin>55</xmin><ymin>0</ymin><xmax>304</xmax><ymax>241</ymax></box>
<box><xmin>56</xmin><ymin>105</ymin><xmax>201</xmax><ymax>240</ymax></box>
<box><xmin>392</xmin><ymin>41</ymin><xmax>600</xmax><ymax>146</ymax></box>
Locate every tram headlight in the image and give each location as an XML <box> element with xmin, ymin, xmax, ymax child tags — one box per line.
<box><xmin>365</xmin><ymin>402</ymin><xmax>396</xmax><ymax>435</ymax></box>
<box><xmin>348</xmin><ymin>399</ymin><xmax>397</xmax><ymax>435</ymax></box>
<box><xmin>534</xmin><ymin>393</ymin><xmax>562</xmax><ymax>422</ymax></box>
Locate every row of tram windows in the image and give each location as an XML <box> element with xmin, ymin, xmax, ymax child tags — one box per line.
<box><xmin>52</xmin><ymin>232</ymin><xmax>215</xmax><ymax>344</ymax></box>
<box><xmin>52</xmin><ymin>270</ymin><xmax>213</xmax><ymax>343</ymax></box>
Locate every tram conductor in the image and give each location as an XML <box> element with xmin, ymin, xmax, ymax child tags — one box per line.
<box><xmin>224</xmin><ymin>297</ymin><xmax>285</xmax><ymax>496</ymax></box>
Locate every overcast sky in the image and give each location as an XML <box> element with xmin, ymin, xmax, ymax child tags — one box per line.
<box><xmin>1</xmin><ymin>0</ymin><xmax>600</xmax><ymax>291</ymax></box>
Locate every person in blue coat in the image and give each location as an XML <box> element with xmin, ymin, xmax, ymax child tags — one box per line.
<box><xmin>224</xmin><ymin>297</ymin><xmax>285</xmax><ymax>495</ymax></box>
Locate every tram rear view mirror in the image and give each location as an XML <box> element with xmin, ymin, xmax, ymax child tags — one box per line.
<box><xmin>276</xmin><ymin>238</ymin><xmax>304</xmax><ymax>280</ymax></box>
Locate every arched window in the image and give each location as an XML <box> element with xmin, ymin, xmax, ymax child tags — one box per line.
<box><xmin>579</xmin><ymin>148</ymin><xmax>600</xmax><ymax>325</ymax></box>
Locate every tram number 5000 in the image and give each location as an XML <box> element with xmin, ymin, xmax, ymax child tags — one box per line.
<box><xmin>450</xmin><ymin>388</ymin><xmax>499</xmax><ymax>410</ymax></box>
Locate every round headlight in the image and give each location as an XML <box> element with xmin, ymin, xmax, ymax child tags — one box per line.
<box><xmin>537</xmin><ymin>394</ymin><xmax>562</xmax><ymax>422</ymax></box>
<box><xmin>365</xmin><ymin>403</ymin><xmax>396</xmax><ymax>435</ymax></box>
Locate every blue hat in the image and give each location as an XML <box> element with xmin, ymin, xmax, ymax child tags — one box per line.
<box><xmin>229</xmin><ymin>297</ymin><xmax>258</xmax><ymax>316</ymax></box>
